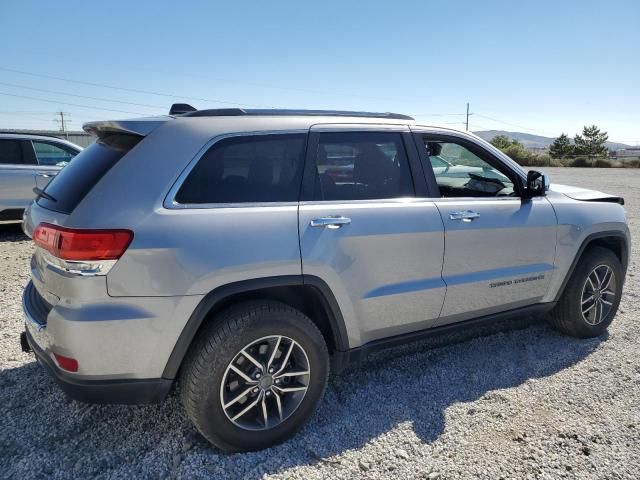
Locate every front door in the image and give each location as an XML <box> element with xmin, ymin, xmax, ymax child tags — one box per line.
<box><xmin>414</xmin><ymin>132</ymin><xmax>558</xmax><ymax>325</ymax></box>
<box><xmin>31</xmin><ymin>140</ymin><xmax>73</xmax><ymax>189</ymax></box>
<box><xmin>299</xmin><ymin>126</ymin><xmax>446</xmax><ymax>346</ymax></box>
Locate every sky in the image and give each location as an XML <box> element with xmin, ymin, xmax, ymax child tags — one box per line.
<box><xmin>0</xmin><ymin>0</ymin><xmax>638</xmax><ymax>144</ymax></box>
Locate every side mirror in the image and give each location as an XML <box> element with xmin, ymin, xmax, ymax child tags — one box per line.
<box><xmin>526</xmin><ymin>170</ymin><xmax>549</xmax><ymax>197</ymax></box>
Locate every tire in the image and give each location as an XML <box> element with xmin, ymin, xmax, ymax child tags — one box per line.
<box><xmin>548</xmin><ymin>246</ymin><xmax>623</xmax><ymax>338</ymax></box>
<box><xmin>179</xmin><ymin>300</ymin><xmax>329</xmax><ymax>452</ymax></box>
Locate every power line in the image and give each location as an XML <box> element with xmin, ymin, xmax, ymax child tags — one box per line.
<box><xmin>0</xmin><ymin>111</ymin><xmax>57</xmax><ymax>123</ymax></box>
<box><xmin>0</xmin><ymin>67</ymin><xmax>275</xmax><ymax>108</ymax></box>
<box><xmin>0</xmin><ymin>91</ymin><xmax>149</xmax><ymax>116</ymax></box>
<box><xmin>468</xmin><ymin>123</ymin><xmax>494</xmax><ymax>131</ymax></box>
<box><xmin>1</xmin><ymin>48</ymin><xmax>426</xmax><ymax>103</ymax></box>
<box><xmin>0</xmin><ymin>82</ymin><xmax>166</xmax><ymax>111</ymax></box>
<box><xmin>472</xmin><ymin>113</ymin><xmax>556</xmax><ymax>136</ymax></box>
<box><xmin>411</xmin><ymin>113</ymin><xmax>466</xmax><ymax>117</ymax></box>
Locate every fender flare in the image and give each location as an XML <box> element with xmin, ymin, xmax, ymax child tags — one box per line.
<box><xmin>553</xmin><ymin>230</ymin><xmax>629</xmax><ymax>303</ymax></box>
<box><xmin>161</xmin><ymin>275</ymin><xmax>349</xmax><ymax>379</ymax></box>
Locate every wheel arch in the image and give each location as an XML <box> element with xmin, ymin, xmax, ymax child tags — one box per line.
<box><xmin>554</xmin><ymin>230</ymin><xmax>629</xmax><ymax>303</ymax></box>
<box><xmin>161</xmin><ymin>275</ymin><xmax>349</xmax><ymax>379</ymax></box>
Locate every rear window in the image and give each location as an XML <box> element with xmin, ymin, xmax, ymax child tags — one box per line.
<box><xmin>37</xmin><ymin>134</ymin><xmax>141</xmax><ymax>214</ymax></box>
<box><xmin>175</xmin><ymin>133</ymin><xmax>306</xmax><ymax>204</ymax></box>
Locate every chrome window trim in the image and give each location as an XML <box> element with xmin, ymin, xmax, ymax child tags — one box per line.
<box><xmin>163</xmin><ymin>129</ymin><xmax>308</xmax><ymax>210</ymax></box>
<box><xmin>309</xmin><ymin>123</ymin><xmax>410</xmax><ymax>132</ymax></box>
<box><xmin>299</xmin><ymin>197</ymin><xmax>423</xmax><ymax>207</ymax></box>
<box><xmin>0</xmin><ymin>163</ymin><xmax>36</xmax><ymax>170</ymax></box>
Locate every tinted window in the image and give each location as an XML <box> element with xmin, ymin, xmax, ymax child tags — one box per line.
<box><xmin>423</xmin><ymin>139</ymin><xmax>515</xmax><ymax>198</ymax></box>
<box><xmin>313</xmin><ymin>132</ymin><xmax>414</xmax><ymax>201</ymax></box>
<box><xmin>0</xmin><ymin>140</ymin><xmax>24</xmax><ymax>165</ymax></box>
<box><xmin>175</xmin><ymin>134</ymin><xmax>306</xmax><ymax>204</ymax></box>
<box><xmin>37</xmin><ymin>134</ymin><xmax>141</xmax><ymax>214</ymax></box>
<box><xmin>33</xmin><ymin>141</ymin><xmax>78</xmax><ymax>166</ymax></box>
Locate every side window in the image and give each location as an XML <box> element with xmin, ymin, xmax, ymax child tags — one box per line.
<box><xmin>175</xmin><ymin>133</ymin><xmax>306</xmax><ymax>204</ymax></box>
<box><xmin>0</xmin><ymin>140</ymin><xmax>24</xmax><ymax>165</ymax></box>
<box><xmin>423</xmin><ymin>139</ymin><xmax>516</xmax><ymax>198</ymax></box>
<box><xmin>314</xmin><ymin>132</ymin><xmax>414</xmax><ymax>201</ymax></box>
<box><xmin>32</xmin><ymin>141</ymin><xmax>77</xmax><ymax>166</ymax></box>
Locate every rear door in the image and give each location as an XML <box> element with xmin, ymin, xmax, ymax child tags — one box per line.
<box><xmin>0</xmin><ymin>138</ymin><xmax>36</xmax><ymax>216</ymax></box>
<box><xmin>413</xmin><ymin>130</ymin><xmax>557</xmax><ymax>325</ymax></box>
<box><xmin>298</xmin><ymin>125</ymin><xmax>446</xmax><ymax>346</ymax></box>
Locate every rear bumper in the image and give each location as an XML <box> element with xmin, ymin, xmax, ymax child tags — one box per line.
<box><xmin>23</xmin><ymin>329</ymin><xmax>172</xmax><ymax>404</ymax></box>
<box><xmin>22</xmin><ymin>279</ymin><xmax>174</xmax><ymax>404</ymax></box>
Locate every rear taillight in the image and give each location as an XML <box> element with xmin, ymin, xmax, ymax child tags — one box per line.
<box><xmin>33</xmin><ymin>223</ymin><xmax>133</xmax><ymax>261</ymax></box>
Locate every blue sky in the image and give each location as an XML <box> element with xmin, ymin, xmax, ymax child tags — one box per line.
<box><xmin>0</xmin><ymin>0</ymin><xmax>638</xmax><ymax>143</ymax></box>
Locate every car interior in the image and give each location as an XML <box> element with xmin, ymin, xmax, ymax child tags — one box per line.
<box><xmin>425</xmin><ymin>140</ymin><xmax>517</xmax><ymax>198</ymax></box>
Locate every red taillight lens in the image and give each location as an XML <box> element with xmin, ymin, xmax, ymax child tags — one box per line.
<box><xmin>53</xmin><ymin>352</ymin><xmax>79</xmax><ymax>372</ymax></box>
<box><xmin>33</xmin><ymin>223</ymin><xmax>133</xmax><ymax>261</ymax></box>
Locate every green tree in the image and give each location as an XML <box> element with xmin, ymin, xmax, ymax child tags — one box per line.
<box><xmin>574</xmin><ymin>125</ymin><xmax>608</xmax><ymax>156</ymax></box>
<box><xmin>490</xmin><ymin>135</ymin><xmax>513</xmax><ymax>150</ymax></box>
<box><xmin>549</xmin><ymin>133</ymin><xmax>573</xmax><ymax>158</ymax></box>
<box><xmin>490</xmin><ymin>135</ymin><xmax>541</xmax><ymax>166</ymax></box>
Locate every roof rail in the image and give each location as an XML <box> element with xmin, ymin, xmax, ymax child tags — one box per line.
<box><xmin>172</xmin><ymin>106</ymin><xmax>414</xmax><ymax>121</ymax></box>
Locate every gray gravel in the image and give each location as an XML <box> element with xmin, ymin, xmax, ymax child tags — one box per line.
<box><xmin>1</xmin><ymin>167</ymin><xmax>639</xmax><ymax>479</ymax></box>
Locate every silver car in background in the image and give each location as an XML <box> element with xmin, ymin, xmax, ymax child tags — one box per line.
<box><xmin>0</xmin><ymin>133</ymin><xmax>81</xmax><ymax>220</ymax></box>
<box><xmin>19</xmin><ymin>107</ymin><xmax>629</xmax><ymax>451</ymax></box>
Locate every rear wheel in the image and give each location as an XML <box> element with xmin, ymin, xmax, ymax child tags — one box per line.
<box><xmin>548</xmin><ymin>246</ymin><xmax>623</xmax><ymax>338</ymax></box>
<box><xmin>180</xmin><ymin>301</ymin><xmax>329</xmax><ymax>451</ymax></box>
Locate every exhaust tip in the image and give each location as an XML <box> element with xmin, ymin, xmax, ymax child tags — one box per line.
<box><xmin>20</xmin><ymin>332</ymin><xmax>32</xmax><ymax>353</ymax></box>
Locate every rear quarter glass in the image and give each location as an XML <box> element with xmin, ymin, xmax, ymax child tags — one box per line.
<box><xmin>37</xmin><ymin>134</ymin><xmax>141</xmax><ymax>214</ymax></box>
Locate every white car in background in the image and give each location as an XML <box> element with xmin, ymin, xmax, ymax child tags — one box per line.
<box><xmin>0</xmin><ymin>133</ymin><xmax>82</xmax><ymax>220</ymax></box>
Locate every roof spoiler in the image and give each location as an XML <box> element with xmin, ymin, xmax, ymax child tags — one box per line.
<box><xmin>83</xmin><ymin>117</ymin><xmax>169</xmax><ymax>139</ymax></box>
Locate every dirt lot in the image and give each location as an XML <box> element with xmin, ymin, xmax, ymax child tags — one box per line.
<box><xmin>0</xmin><ymin>167</ymin><xmax>638</xmax><ymax>479</ymax></box>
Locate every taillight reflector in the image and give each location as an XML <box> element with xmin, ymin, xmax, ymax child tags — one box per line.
<box><xmin>53</xmin><ymin>353</ymin><xmax>79</xmax><ymax>372</ymax></box>
<box><xmin>33</xmin><ymin>223</ymin><xmax>133</xmax><ymax>261</ymax></box>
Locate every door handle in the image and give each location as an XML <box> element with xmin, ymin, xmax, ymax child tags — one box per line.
<box><xmin>449</xmin><ymin>210</ymin><xmax>480</xmax><ymax>222</ymax></box>
<box><xmin>36</xmin><ymin>173</ymin><xmax>53</xmax><ymax>178</ymax></box>
<box><xmin>310</xmin><ymin>216</ymin><xmax>351</xmax><ymax>229</ymax></box>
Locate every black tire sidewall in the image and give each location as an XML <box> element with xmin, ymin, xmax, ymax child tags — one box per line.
<box><xmin>186</xmin><ymin>304</ymin><xmax>329</xmax><ymax>451</ymax></box>
<box><xmin>562</xmin><ymin>247</ymin><xmax>623</xmax><ymax>337</ymax></box>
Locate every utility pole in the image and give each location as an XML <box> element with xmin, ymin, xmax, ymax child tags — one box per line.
<box><xmin>465</xmin><ymin>102</ymin><xmax>470</xmax><ymax>131</ymax></box>
<box><xmin>57</xmin><ymin>111</ymin><xmax>68</xmax><ymax>138</ymax></box>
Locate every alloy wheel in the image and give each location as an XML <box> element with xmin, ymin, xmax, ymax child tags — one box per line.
<box><xmin>220</xmin><ymin>335</ymin><xmax>311</xmax><ymax>431</ymax></box>
<box><xmin>581</xmin><ymin>264</ymin><xmax>617</xmax><ymax>326</ymax></box>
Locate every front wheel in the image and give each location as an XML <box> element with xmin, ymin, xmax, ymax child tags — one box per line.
<box><xmin>548</xmin><ymin>246</ymin><xmax>623</xmax><ymax>338</ymax></box>
<box><xmin>180</xmin><ymin>301</ymin><xmax>329</xmax><ymax>452</ymax></box>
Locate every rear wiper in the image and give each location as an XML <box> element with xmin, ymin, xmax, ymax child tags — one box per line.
<box><xmin>33</xmin><ymin>187</ymin><xmax>57</xmax><ymax>203</ymax></box>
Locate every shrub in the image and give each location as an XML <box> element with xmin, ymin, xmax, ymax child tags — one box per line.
<box><xmin>624</xmin><ymin>159</ymin><xmax>640</xmax><ymax>168</ymax></box>
<box><xmin>517</xmin><ymin>155</ymin><xmax>550</xmax><ymax>167</ymax></box>
<box><xmin>593</xmin><ymin>159</ymin><xmax>612</xmax><ymax>168</ymax></box>
<box><xmin>549</xmin><ymin>158</ymin><xmax>564</xmax><ymax>167</ymax></box>
<box><xmin>571</xmin><ymin>158</ymin><xmax>590</xmax><ymax>167</ymax></box>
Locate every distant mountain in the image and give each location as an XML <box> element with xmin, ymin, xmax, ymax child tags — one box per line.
<box><xmin>473</xmin><ymin>130</ymin><xmax>631</xmax><ymax>151</ymax></box>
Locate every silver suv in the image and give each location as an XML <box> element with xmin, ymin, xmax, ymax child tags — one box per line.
<box><xmin>20</xmin><ymin>107</ymin><xmax>630</xmax><ymax>451</ymax></box>
<box><xmin>0</xmin><ymin>133</ymin><xmax>81</xmax><ymax>220</ymax></box>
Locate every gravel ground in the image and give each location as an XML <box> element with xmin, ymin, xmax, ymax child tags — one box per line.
<box><xmin>1</xmin><ymin>167</ymin><xmax>638</xmax><ymax>479</ymax></box>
